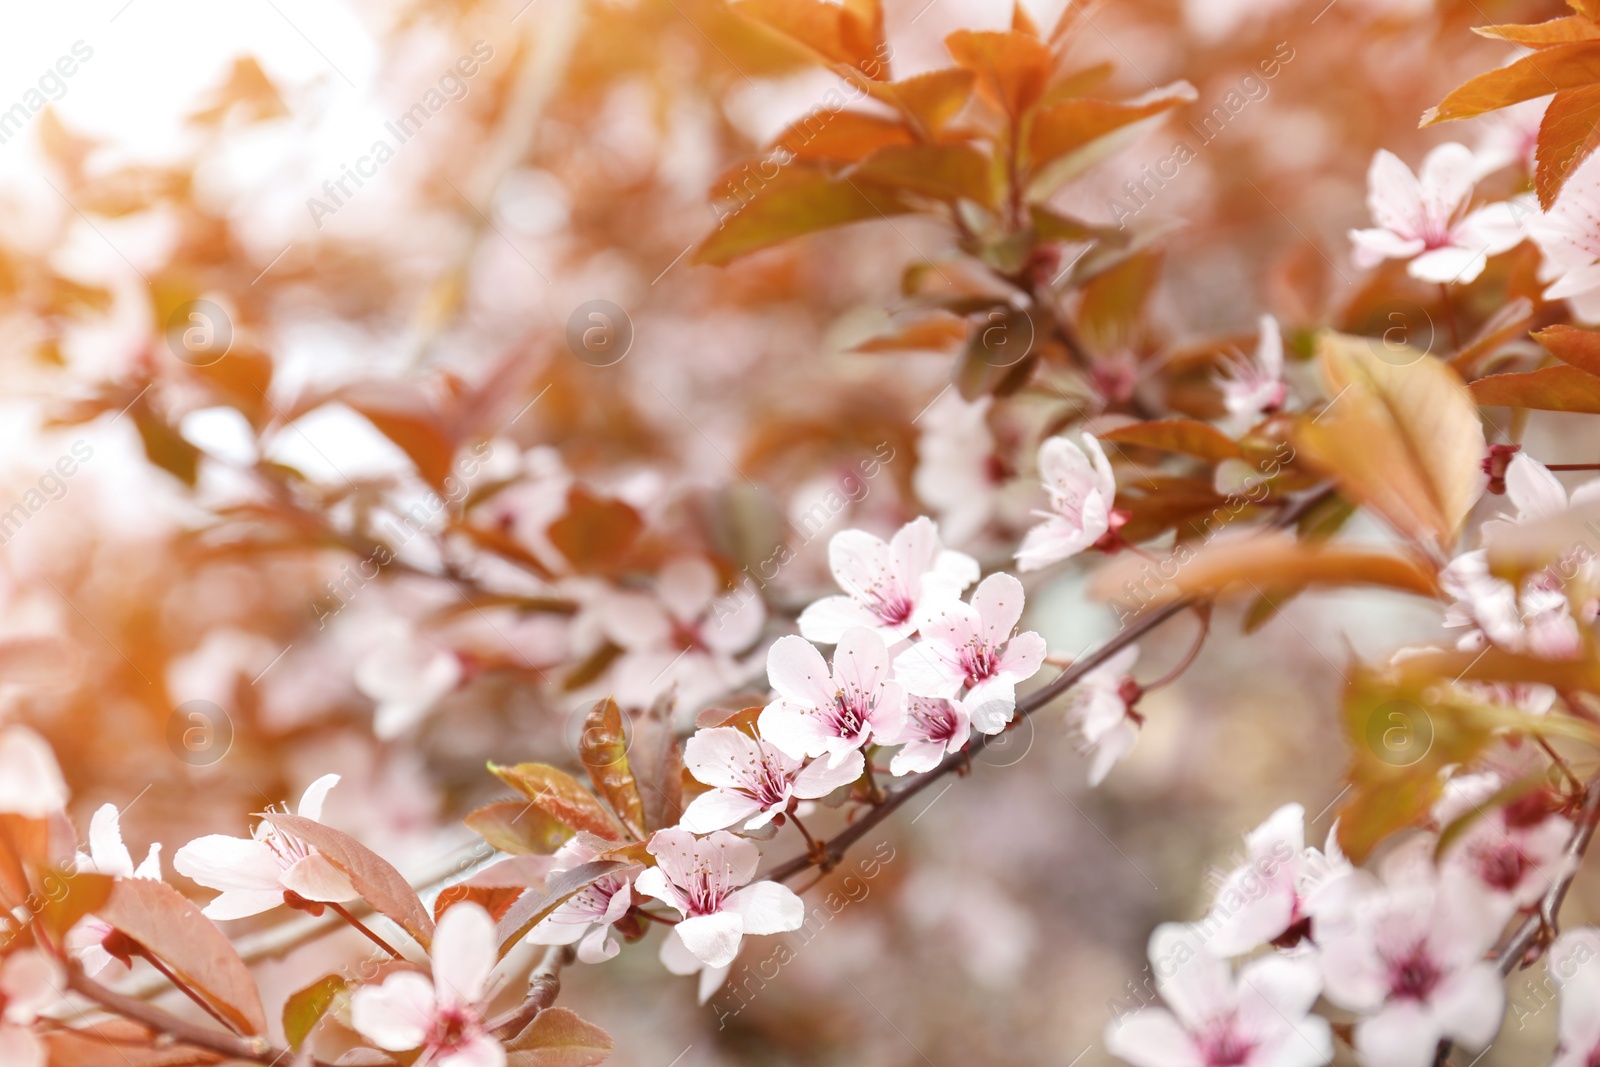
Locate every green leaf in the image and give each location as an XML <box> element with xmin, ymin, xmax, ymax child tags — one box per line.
<box><xmin>283</xmin><ymin>974</ymin><xmax>348</xmax><ymax>1051</ymax></box>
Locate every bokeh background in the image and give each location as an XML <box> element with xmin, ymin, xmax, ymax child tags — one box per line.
<box><xmin>1</xmin><ymin>0</ymin><xmax>1590</xmax><ymax>1063</ymax></box>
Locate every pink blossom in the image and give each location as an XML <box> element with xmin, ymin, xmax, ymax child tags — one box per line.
<box><xmin>634</xmin><ymin>829</ymin><xmax>804</xmax><ymax>969</ymax></box>
<box><xmin>355</xmin><ymin>629</ymin><xmax>463</xmax><ymax>739</ymax></box>
<box><xmin>797</xmin><ymin>517</ymin><xmax>978</xmax><ymax>645</ymax></box>
<box><xmin>1104</xmin><ymin>923</ymin><xmax>1332</xmax><ymax>1067</ymax></box>
<box><xmin>888</xmin><ymin>697</ymin><xmax>972</xmax><ymax>776</ymax></box>
<box><xmin>1200</xmin><ymin>803</ymin><xmax>1353</xmax><ymax>957</ymax></box>
<box><xmin>1436</xmin><ymin>788</ymin><xmax>1572</xmax><ymax>910</ymax></box>
<box><xmin>173</xmin><ymin>773</ymin><xmax>358</xmax><ymax>920</ymax></box>
<box><xmin>67</xmin><ymin>804</ymin><xmax>164</xmax><ymax>976</ymax></box>
<box><xmin>1217</xmin><ymin>314</ymin><xmax>1288</xmax><ymax>424</ymax></box>
<box><xmin>1318</xmin><ymin>847</ymin><xmax>1507</xmax><ymax>1067</ymax></box>
<box><xmin>1016</xmin><ymin>434</ymin><xmax>1121</xmax><ymax>572</ymax></box>
<box><xmin>0</xmin><ymin>726</ymin><xmax>67</xmax><ymax>818</ymax></box>
<box><xmin>1549</xmin><ymin>928</ymin><xmax>1600</xmax><ymax>1067</ymax></box>
<box><xmin>526</xmin><ymin>838</ymin><xmax>635</xmax><ymax>964</ymax></box>
<box><xmin>758</xmin><ymin>629</ymin><xmax>906</xmax><ymax>768</ymax></box>
<box><xmin>1530</xmin><ymin>152</ymin><xmax>1600</xmax><ymax>320</ymax></box>
<box><xmin>679</xmin><ymin>726</ymin><xmax>862</xmax><ymax>832</ymax></box>
<box><xmin>351</xmin><ymin>902</ymin><xmax>505</xmax><ymax>1067</ymax></box>
<box><xmin>893</xmin><ymin>574</ymin><xmax>1046</xmax><ymax>733</ymax></box>
<box><xmin>913</xmin><ymin>391</ymin><xmax>999</xmax><ymax>545</ymax></box>
<box><xmin>1064</xmin><ymin>645</ymin><xmax>1142</xmax><ymax>786</ymax></box>
<box><xmin>0</xmin><ymin>950</ymin><xmax>61</xmax><ymax>1067</ymax></box>
<box><xmin>1349</xmin><ymin>143</ymin><xmax>1526</xmax><ymax>284</ymax></box>
<box><xmin>1440</xmin><ymin>550</ymin><xmax>1583</xmax><ymax>660</ymax></box>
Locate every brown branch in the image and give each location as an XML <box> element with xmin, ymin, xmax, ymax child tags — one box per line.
<box><xmin>1494</xmin><ymin>772</ymin><xmax>1600</xmax><ymax>976</ymax></box>
<box><xmin>488</xmin><ymin>943</ymin><xmax>571</xmax><ymax>1040</ymax></box>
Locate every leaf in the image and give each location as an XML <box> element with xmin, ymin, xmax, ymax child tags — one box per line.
<box><xmin>133</xmin><ymin>405</ymin><xmax>201</xmax><ymax>486</ymax></box>
<box><xmin>1028</xmin><ymin>83</ymin><xmax>1197</xmax><ymax>170</ymax></box>
<box><xmin>1470</xmin><ymin>364</ymin><xmax>1600</xmax><ymax>413</ymax></box>
<box><xmin>1448</xmin><ymin>296</ymin><xmax>1534</xmax><ymax>376</ymax></box>
<box><xmin>338</xmin><ymin>384</ymin><xmax>456</xmax><ymax>491</ymax></box>
<box><xmin>769</xmin><ymin>110</ymin><xmax>912</xmax><ymax>164</ymax></box>
<box><xmin>1293</xmin><ymin>333</ymin><xmax>1486</xmax><ymax>550</ymax></box>
<box><xmin>851</xmin><ymin>314</ymin><xmax>968</xmax><ymax>354</ymax></box>
<box><xmin>579</xmin><ymin>698</ymin><xmax>647</xmax><ymax>840</ymax></box>
<box><xmin>630</xmin><ymin>701</ymin><xmax>686</xmax><ymax>833</ymax></box>
<box><xmin>546</xmin><ymin>487</ymin><xmax>644</xmax><ymax>574</ymax></box>
<box><xmin>283</xmin><ymin>974</ymin><xmax>348</xmax><ymax>1051</ymax></box>
<box><xmin>465</xmin><ymin>801</ymin><xmax>577</xmax><ymax>855</ymax></box>
<box><xmin>1099</xmin><ymin>420</ymin><xmax>1244</xmax><ymax>463</ymax></box>
<box><xmin>507</xmin><ymin>1006</ymin><xmax>614</xmax><ymax>1066</ymax></box>
<box><xmin>37</xmin><ymin>870</ymin><xmax>114</xmax><ymax>939</ymax></box>
<box><xmin>731</xmin><ymin>0</ymin><xmax>888</xmax><ymax>76</ymax></box>
<box><xmin>1536</xmin><ymin>85</ymin><xmax>1600</xmax><ymax>207</ymax></box>
<box><xmin>98</xmin><ymin>879</ymin><xmax>267</xmax><ymax>1035</ymax></box>
<box><xmin>1030</xmin><ymin>203</ymin><xmax>1121</xmax><ymax>244</ymax></box>
<box><xmin>696</xmin><ymin>167</ymin><xmax>913</xmax><ymax>265</ymax></box>
<box><xmin>1534</xmin><ymin>323</ymin><xmax>1600</xmax><ymax>375</ymax></box>
<box><xmin>263</xmin><ymin>813</ymin><xmax>436</xmax><ymax>949</ymax></box>
<box><xmin>862</xmin><ymin>68</ymin><xmax>976</xmax><ymax>137</ymax></box>
<box><xmin>1089</xmin><ymin>531</ymin><xmax>1439</xmax><ymax>607</ymax></box>
<box><xmin>1423</xmin><ymin>42</ymin><xmax>1600</xmax><ymax>125</ymax></box>
<box><xmin>944</xmin><ymin>29</ymin><xmax>1052</xmax><ymax>118</ymax></box>
<box><xmin>1575</xmin><ymin>0</ymin><xmax>1600</xmax><ymax>21</ymax></box>
<box><xmin>434</xmin><ymin>857</ymin><xmax>554</xmax><ymax>922</ymax></box>
<box><xmin>189</xmin><ymin>57</ymin><xmax>289</xmax><ymax>126</ymax></box>
<box><xmin>489</xmin><ymin>763</ymin><xmax>626</xmax><ymax>841</ymax></box>
<box><xmin>494</xmin><ymin>860</ymin><xmax>631</xmax><ymax>957</ymax></box>
<box><xmin>1475</xmin><ymin>16</ymin><xmax>1600</xmax><ymax>47</ymax></box>
<box><xmin>852</xmin><ymin>143</ymin><xmax>997</xmax><ymax>207</ymax></box>
<box><xmin>45</xmin><ymin>1021</ymin><xmax>223</xmax><ymax>1066</ymax></box>
<box><xmin>1077</xmin><ymin>251</ymin><xmax>1160</xmax><ymax>351</ymax></box>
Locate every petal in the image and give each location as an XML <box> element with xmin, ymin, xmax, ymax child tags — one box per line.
<box><xmin>1505</xmin><ymin>453</ymin><xmax>1568</xmax><ymax>523</ymax></box>
<box><xmin>351</xmin><ymin>971</ymin><xmax>437</xmax><ymax>1051</ymax></box>
<box><xmin>1235</xmin><ymin>955</ymin><xmax>1322</xmax><ymax>1029</ymax></box>
<box><xmin>757</xmin><ymin>702</ymin><xmax>833</xmax><ymax>761</ymax></box>
<box><xmin>87</xmin><ymin>804</ymin><xmax>135</xmax><ymax>879</ymax></box>
<box><xmin>633</xmin><ymin>867</ymin><xmax>686</xmax><ymax>916</ymax></box>
<box><xmin>889</xmin><ymin>739</ymin><xmax>946</xmax><ymax>776</ymax></box>
<box><xmin>437</xmin><ymin>1035</ymin><xmax>506</xmax><ymax>1067</ymax></box>
<box><xmin>1082</xmin><ymin>434</ymin><xmax>1117</xmax><ymax>501</ymax></box>
<box><xmin>792</xmin><ymin>750</ymin><xmax>863</xmax><ymax>797</ymax></box>
<box><xmin>659</xmin><ymin>927</ymin><xmax>702</xmax><ymax>975</ymax></box>
<box><xmin>931</xmin><ymin>547</ymin><xmax>980</xmax><ymax>591</ymax></box>
<box><xmin>0</xmin><ymin>1027</ymin><xmax>45</xmax><ymax>1067</ymax></box>
<box><xmin>295</xmin><ymin>773</ymin><xmax>341</xmax><ymax>821</ymax></box>
<box><xmin>797</xmin><ymin>595</ymin><xmax>880</xmax><ymax>645</ymax></box>
<box><xmin>997</xmin><ymin>631</ymin><xmax>1046</xmax><ymax>683</ymax></box>
<box><xmin>679</xmin><ymin>790</ymin><xmax>766</xmax><ymax>834</ymax></box>
<box><xmin>727</xmin><ymin>881</ymin><xmax>805</xmax><ymax>935</ymax></box>
<box><xmin>1256</xmin><ymin>314</ymin><xmax>1284</xmax><ymax>378</ymax></box>
<box><xmin>280</xmin><ymin>855</ymin><xmax>358</xmax><ymax>903</ymax></box>
<box><xmin>432</xmin><ymin>902</ymin><xmax>497</xmax><ymax>1007</ymax></box>
<box><xmin>888</xmin><ymin>516</ymin><xmax>940</xmax><ymax>591</ymax></box>
<box><xmin>575</xmin><ymin>924</ymin><xmax>619</xmax><ymax>964</ymax></box>
<box><xmin>1350</xmin><ymin>227</ymin><xmax>1427</xmax><ymax>267</ymax></box>
<box><xmin>1409</xmin><ymin>244</ymin><xmax>1487</xmax><ymax>284</ymax></box>
<box><xmin>828</xmin><ymin>529</ymin><xmax>893</xmax><ymax>604</ymax></box>
<box><xmin>1429</xmin><ymin>962</ymin><xmax>1505</xmax><ymax>1049</ymax></box>
<box><xmin>970</xmin><ymin>573</ymin><xmax>1026</xmax><ymax>646</ymax></box>
<box><xmin>172</xmin><ymin>835</ymin><xmax>283</xmax><ymax>893</ymax></box>
<box><xmin>1367</xmin><ymin>149</ymin><xmax>1424</xmax><ymax>235</ymax></box>
<box><xmin>658</xmin><ymin>558</ymin><xmax>717</xmax><ymax>622</ymax></box>
<box><xmin>202</xmin><ymin>889</ymin><xmax>289</xmax><ymax>921</ymax></box>
<box><xmin>0</xmin><ymin>727</ymin><xmax>67</xmax><ymax>818</ymax></box>
<box><xmin>1103</xmin><ymin>1008</ymin><xmax>1202</xmax><ymax>1067</ymax></box>
<box><xmin>1014</xmin><ymin>517</ymin><xmax>1091</xmax><ymax>571</ymax></box>
<box><xmin>891</xmin><ymin>641</ymin><xmax>962</xmax><ymax>699</ymax></box>
<box><xmin>133</xmin><ymin>844</ymin><xmax>163</xmax><ymax>881</ymax></box>
<box><xmin>832</xmin><ymin>627</ymin><xmax>892</xmax><ymax>697</ymax></box>
<box><xmin>1353</xmin><ymin>1003</ymin><xmax>1443</xmax><ymax>1067</ymax></box>
<box><xmin>704</xmin><ymin>830</ymin><xmax>761</xmax><ymax>887</ymax></box>
<box><xmin>683</xmin><ymin>727</ymin><xmax>763</xmax><ymax>790</ymax></box>
<box><xmin>1149</xmin><ymin>923</ymin><xmax>1230</xmax><ymax>1029</ymax></box>
<box><xmin>675</xmin><ymin>912</ymin><xmax>746</xmax><ymax>969</ymax></box>
<box><xmin>765</xmin><ymin>635</ymin><xmax>834</xmax><ymax>708</ymax></box>
<box><xmin>1418</xmin><ymin>142</ymin><xmax>1477</xmax><ymax>222</ymax></box>
<box><xmin>1086</xmin><ymin>722</ymin><xmax>1139</xmax><ymax>786</ymax></box>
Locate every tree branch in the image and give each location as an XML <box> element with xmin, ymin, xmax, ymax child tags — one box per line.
<box><xmin>488</xmin><ymin>943</ymin><xmax>572</xmax><ymax>1040</ymax></box>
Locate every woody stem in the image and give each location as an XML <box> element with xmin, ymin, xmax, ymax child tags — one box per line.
<box><xmin>1140</xmin><ymin>608</ymin><xmax>1211</xmax><ymax>693</ymax></box>
<box><xmin>328</xmin><ymin>902</ymin><xmax>404</xmax><ymax>961</ymax></box>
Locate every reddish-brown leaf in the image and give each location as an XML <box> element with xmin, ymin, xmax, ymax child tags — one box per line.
<box><xmin>507</xmin><ymin>1007</ymin><xmax>614</xmax><ymax>1066</ymax></box>
<box><xmin>1028</xmin><ymin>83</ymin><xmax>1197</xmax><ymax>171</ymax></box>
<box><xmin>338</xmin><ymin>383</ymin><xmax>457</xmax><ymax>491</ymax></box>
<box><xmin>546</xmin><ymin>487</ymin><xmax>644</xmax><ymax>574</ymax></box>
<box><xmin>862</xmin><ymin>68</ymin><xmax>976</xmax><ymax>137</ymax></box>
<box><xmin>1474</xmin><ymin>16</ymin><xmax>1600</xmax><ymax>47</ymax></box>
<box><xmin>944</xmin><ymin>29</ymin><xmax>1052</xmax><ymax>118</ymax></box>
<box><xmin>98</xmin><ymin>879</ymin><xmax>267</xmax><ymax>1035</ymax></box>
<box><xmin>489</xmin><ymin>763</ymin><xmax>626</xmax><ymax>841</ymax></box>
<box><xmin>731</xmin><ymin>0</ymin><xmax>888</xmax><ymax>77</ymax></box>
<box><xmin>1100</xmin><ymin>419</ymin><xmax>1244</xmax><ymax>463</ymax></box>
<box><xmin>852</xmin><ymin>143</ymin><xmax>997</xmax><ymax>207</ymax></box>
<box><xmin>1536</xmin><ymin>85</ymin><xmax>1600</xmax><ymax>207</ymax></box>
<box><xmin>851</xmin><ymin>314</ymin><xmax>968</xmax><ymax>354</ymax></box>
<box><xmin>695</xmin><ymin>167</ymin><xmax>913</xmax><ymax>265</ymax></box>
<box><xmin>768</xmin><ymin>110</ymin><xmax>913</xmax><ymax>164</ymax></box>
<box><xmin>46</xmin><ymin>1020</ymin><xmax>223</xmax><ymax>1066</ymax></box>
<box><xmin>494</xmin><ymin>860</ymin><xmax>631</xmax><ymax>957</ymax></box>
<box><xmin>264</xmin><ymin>813</ymin><xmax>436</xmax><ymax>949</ymax></box>
<box><xmin>1533</xmin><ymin>323</ymin><xmax>1600</xmax><ymax>375</ymax></box>
<box><xmin>465</xmin><ymin>800</ymin><xmax>577</xmax><ymax>855</ymax></box>
<box><xmin>579</xmin><ymin>698</ymin><xmax>647</xmax><ymax>840</ymax></box>
<box><xmin>1470</xmin><ymin>364</ymin><xmax>1600</xmax><ymax>413</ymax></box>
<box><xmin>1424</xmin><ymin>42</ymin><xmax>1600</xmax><ymax>124</ymax></box>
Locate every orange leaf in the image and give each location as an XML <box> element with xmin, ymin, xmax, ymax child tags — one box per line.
<box><xmin>770</xmin><ymin>110</ymin><xmax>913</xmax><ymax>164</ymax></box>
<box><xmin>1536</xmin><ymin>84</ymin><xmax>1600</xmax><ymax>207</ymax></box>
<box><xmin>579</xmin><ymin>697</ymin><xmax>647</xmax><ymax>840</ymax></box>
<box><xmin>851</xmin><ymin>313</ymin><xmax>968</xmax><ymax>354</ymax></box>
<box><xmin>1423</xmin><ymin>42</ymin><xmax>1600</xmax><ymax>124</ymax></box>
<box><xmin>1574</xmin><ymin>0</ymin><xmax>1600</xmax><ymax>20</ymax></box>
<box><xmin>506</xmin><ymin>1006</ymin><xmax>614</xmax><ymax>1066</ymax></box>
<box><xmin>732</xmin><ymin>0</ymin><xmax>888</xmax><ymax>77</ymax></box>
<box><xmin>852</xmin><ymin>143</ymin><xmax>997</xmax><ymax>206</ymax></box>
<box><xmin>1029</xmin><ymin>83</ymin><xmax>1197</xmax><ymax>170</ymax></box>
<box><xmin>490</xmin><ymin>763</ymin><xmax>626</xmax><ymax>841</ymax></box>
<box><xmin>862</xmin><ymin>68</ymin><xmax>977</xmax><ymax>138</ymax></box>
<box><xmin>1534</xmin><ymin>323</ymin><xmax>1600</xmax><ymax>374</ymax></box>
<box><xmin>944</xmin><ymin>29</ymin><xmax>1052</xmax><ymax>118</ymax></box>
<box><xmin>696</xmin><ymin>167</ymin><xmax>913</xmax><ymax>265</ymax></box>
<box><xmin>547</xmin><ymin>486</ymin><xmax>644</xmax><ymax>573</ymax></box>
<box><xmin>1474</xmin><ymin>16</ymin><xmax>1600</xmax><ymax>47</ymax></box>
<box><xmin>265</xmin><ymin>814</ymin><xmax>437</xmax><ymax>949</ymax></box>
<box><xmin>1100</xmin><ymin>419</ymin><xmax>1245</xmax><ymax>463</ymax></box>
<box><xmin>1470</xmin><ymin>364</ymin><xmax>1600</xmax><ymax>413</ymax></box>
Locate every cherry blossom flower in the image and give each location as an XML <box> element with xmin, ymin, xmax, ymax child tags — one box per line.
<box><xmin>0</xmin><ymin>950</ymin><xmax>62</xmax><ymax>1067</ymax></box>
<box><xmin>758</xmin><ymin>629</ymin><xmax>906</xmax><ymax>768</ymax></box>
<box><xmin>634</xmin><ymin>829</ymin><xmax>804</xmax><ymax>969</ymax></box>
<box><xmin>174</xmin><ymin>773</ymin><xmax>358</xmax><ymax>920</ymax></box>
<box><xmin>894</xmin><ymin>574</ymin><xmax>1046</xmax><ymax>731</ymax></box>
<box><xmin>913</xmin><ymin>391</ymin><xmax>1001</xmax><ymax>546</ymax></box>
<box><xmin>1440</xmin><ymin>550</ymin><xmax>1584</xmax><ymax>660</ymax></box>
<box><xmin>1318</xmin><ymin>847</ymin><xmax>1507</xmax><ymax>1067</ymax></box>
<box><xmin>525</xmin><ymin>838</ymin><xmax>635</xmax><ymax>964</ymax></box>
<box><xmin>581</xmin><ymin>557</ymin><xmax>765</xmax><ymax>713</ymax></box>
<box><xmin>1199</xmin><ymin>803</ymin><xmax>1354</xmax><ymax>957</ymax></box>
<box><xmin>0</xmin><ymin>726</ymin><xmax>67</xmax><ymax>818</ymax></box>
<box><xmin>1529</xmin><ymin>152</ymin><xmax>1600</xmax><ymax>321</ymax></box>
<box><xmin>888</xmin><ymin>697</ymin><xmax>972</xmax><ymax>776</ymax></box>
<box><xmin>679</xmin><ymin>726</ymin><xmax>862</xmax><ymax>832</ymax></box>
<box><xmin>1549</xmin><ymin>928</ymin><xmax>1600</xmax><ymax>1067</ymax></box>
<box><xmin>1217</xmin><ymin>314</ymin><xmax>1288</xmax><ymax>424</ymax></box>
<box><xmin>1104</xmin><ymin>923</ymin><xmax>1333</xmax><ymax>1067</ymax></box>
<box><xmin>797</xmin><ymin>518</ymin><xmax>978</xmax><ymax>645</ymax></box>
<box><xmin>1484</xmin><ymin>452</ymin><xmax>1600</xmax><ymax>532</ymax></box>
<box><xmin>355</xmin><ymin>630</ymin><xmax>463</xmax><ymax>739</ymax></box>
<box><xmin>1434</xmin><ymin>783</ymin><xmax>1572</xmax><ymax>910</ymax></box>
<box><xmin>1015</xmin><ymin>434</ymin><xmax>1122</xmax><ymax>572</ymax></box>
<box><xmin>1064</xmin><ymin>645</ymin><xmax>1142</xmax><ymax>787</ymax></box>
<box><xmin>1349</xmin><ymin>143</ymin><xmax>1527</xmax><ymax>284</ymax></box>
<box><xmin>1472</xmin><ymin>98</ymin><xmax>1544</xmax><ymax>179</ymax></box>
<box><xmin>67</xmin><ymin>804</ymin><xmax>164</xmax><ymax>976</ymax></box>
<box><xmin>351</xmin><ymin>902</ymin><xmax>504</xmax><ymax>1067</ymax></box>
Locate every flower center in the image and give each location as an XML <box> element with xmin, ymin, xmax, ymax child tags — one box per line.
<box><xmin>913</xmin><ymin>701</ymin><xmax>959</xmax><ymax>743</ymax></box>
<box><xmin>685</xmin><ymin>867</ymin><xmax>732</xmax><ymax>917</ymax></box>
<box><xmin>1386</xmin><ymin>944</ymin><xmax>1443</xmax><ymax>1002</ymax></box>
<box><xmin>1199</xmin><ymin>1017</ymin><xmax>1256</xmax><ymax>1067</ymax></box>
<box><xmin>960</xmin><ymin>641</ymin><xmax>997</xmax><ymax>683</ymax></box>
<box><xmin>870</xmin><ymin>592</ymin><xmax>914</xmax><ymax>627</ymax></box>
<box><xmin>428</xmin><ymin>1003</ymin><xmax>480</xmax><ymax>1053</ymax></box>
<box><xmin>746</xmin><ymin>754</ymin><xmax>793</xmax><ymax>807</ymax></box>
<box><xmin>1473</xmin><ymin>841</ymin><xmax>1532</xmax><ymax>892</ymax></box>
<box><xmin>829</xmin><ymin>690</ymin><xmax>869</xmax><ymax>738</ymax></box>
